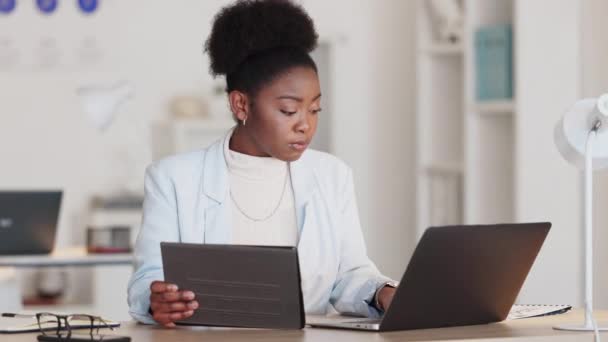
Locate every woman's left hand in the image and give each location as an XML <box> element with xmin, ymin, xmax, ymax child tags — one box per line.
<box><xmin>377</xmin><ymin>286</ymin><xmax>396</xmax><ymax>312</ymax></box>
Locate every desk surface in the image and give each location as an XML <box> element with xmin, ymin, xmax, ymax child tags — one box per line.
<box><xmin>4</xmin><ymin>309</ymin><xmax>608</xmax><ymax>342</ymax></box>
<box><xmin>0</xmin><ymin>247</ymin><xmax>132</xmax><ymax>267</ymax></box>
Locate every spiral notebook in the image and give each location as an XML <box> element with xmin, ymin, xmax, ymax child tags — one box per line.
<box><xmin>507</xmin><ymin>304</ymin><xmax>572</xmax><ymax>320</ymax></box>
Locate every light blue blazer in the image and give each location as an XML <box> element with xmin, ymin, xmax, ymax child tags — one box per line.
<box><xmin>127</xmin><ymin>137</ymin><xmax>391</xmax><ymax>324</ymax></box>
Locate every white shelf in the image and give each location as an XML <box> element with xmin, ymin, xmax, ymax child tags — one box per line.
<box><xmin>151</xmin><ymin>118</ymin><xmax>235</xmax><ymax>159</ymax></box>
<box><xmin>416</xmin><ymin>0</ymin><xmax>516</xmax><ymax>236</ymax></box>
<box><xmin>420</xmin><ymin>43</ymin><xmax>464</xmax><ymax>56</ymax></box>
<box><xmin>471</xmin><ymin>100</ymin><xmax>515</xmax><ymax>115</ymax></box>
<box><xmin>423</xmin><ymin>162</ymin><xmax>465</xmax><ymax>175</ymax></box>
<box><xmin>169</xmin><ymin>117</ymin><xmax>235</xmax><ymax>131</ymax></box>
<box><xmin>416</xmin><ymin>0</ymin><xmax>588</xmax><ymax>308</ymax></box>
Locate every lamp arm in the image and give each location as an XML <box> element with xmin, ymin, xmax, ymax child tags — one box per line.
<box><xmin>584</xmin><ymin>124</ymin><xmax>601</xmax><ymax>341</ymax></box>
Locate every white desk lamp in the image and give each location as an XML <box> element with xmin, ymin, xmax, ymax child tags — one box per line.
<box><xmin>554</xmin><ymin>93</ymin><xmax>608</xmax><ymax>337</ymax></box>
<box><xmin>77</xmin><ymin>81</ymin><xmax>134</xmax><ymax>132</ymax></box>
<box><xmin>76</xmin><ymin>81</ymin><xmax>148</xmax><ymax>195</ymax></box>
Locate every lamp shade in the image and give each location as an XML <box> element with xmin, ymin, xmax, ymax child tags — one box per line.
<box><xmin>76</xmin><ymin>81</ymin><xmax>134</xmax><ymax>132</ymax></box>
<box><xmin>554</xmin><ymin>94</ymin><xmax>608</xmax><ymax>169</ymax></box>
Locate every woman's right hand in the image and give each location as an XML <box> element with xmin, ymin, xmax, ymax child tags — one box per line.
<box><xmin>149</xmin><ymin>281</ymin><xmax>199</xmax><ymax>327</ymax></box>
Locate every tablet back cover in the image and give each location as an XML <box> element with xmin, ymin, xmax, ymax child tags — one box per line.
<box><xmin>161</xmin><ymin>242</ymin><xmax>304</xmax><ymax>329</ymax></box>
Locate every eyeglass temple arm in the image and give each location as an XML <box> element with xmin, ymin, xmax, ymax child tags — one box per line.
<box><xmin>3</xmin><ymin>312</ymin><xmax>115</xmax><ymax>332</ymax></box>
<box><xmin>68</xmin><ymin>315</ymin><xmax>115</xmax><ymax>331</ymax></box>
<box><xmin>98</xmin><ymin>317</ymin><xmax>115</xmax><ymax>331</ymax></box>
<box><xmin>1</xmin><ymin>313</ymin><xmax>36</xmax><ymax>318</ymax></box>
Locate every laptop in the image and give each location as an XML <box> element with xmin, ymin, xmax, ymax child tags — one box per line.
<box><xmin>0</xmin><ymin>191</ymin><xmax>62</xmax><ymax>255</ymax></box>
<box><xmin>309</xmin><ymin>222</ymin><xmax>551</xmax><ymax>331</ymax></box>
<box><xmin>161</xmin><ymin>242</ymin><xmax>305</xmax><ymax>329</ymax></box>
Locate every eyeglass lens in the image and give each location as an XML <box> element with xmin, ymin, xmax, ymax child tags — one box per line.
<box><xmin>36</xmin><ymin>313</ymin><xmax>106</xmax><ymax>336</ymax></box>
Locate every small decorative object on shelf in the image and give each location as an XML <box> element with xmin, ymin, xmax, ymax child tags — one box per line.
<box><xmin>475</xmin><ymin>24</ymin><xmax>513</xmax><ymax>101</ymax></box>
<box><xmin>77</xmin><ymin>0</ymin><xmax>99</xmax><ymax>15</ymax></box>
<box><xmin>87</xmin><ymin>226</ymin><xmax>131</xmax><ymax>254</ymax></box>
<box><xmin>26</xmin><ymin>268</ymin><xmax>68</xmax><ymax>305</ymax></box>
<box><xmin>88</xmin><ymin>195</ymin><xmax>142</xmax><ymax>253</ymax></box>
<box><xmin>0</xmin><ymin>0</ymin><xmax>16</xmax><ymax>14</ymax></box>
<box><xmin>169</xmin><ymin>95</ymin><xmax>207</xmax><ymax>119</ymax></box>
<box><xmin>427</xmin><ymin>0</ymin><xmax>464</xmax><ymax>44</ymax></box>
<box><xmin>91</xmin><ymin>194</ymin><xmax>143</xmax><ymax>210</ymax></box>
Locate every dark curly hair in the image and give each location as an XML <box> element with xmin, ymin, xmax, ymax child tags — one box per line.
<box><xmin>204</xmin><ymin>0</ymin><xmax>319</xmax><ymax>98</ymax></box>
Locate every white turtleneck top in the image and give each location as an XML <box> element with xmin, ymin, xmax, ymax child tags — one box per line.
<box><xmin>222</xmin><ymin>130</ymin><xmax>298</xmax><ymax>246</ymax></box>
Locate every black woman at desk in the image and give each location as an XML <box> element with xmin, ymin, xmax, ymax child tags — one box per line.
<box><xmin>127</xmin><ymin>0</ymin><xmax>397</xmax><ymax>328</ymax></box>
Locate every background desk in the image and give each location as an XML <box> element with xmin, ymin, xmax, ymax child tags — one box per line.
<box><xmin>0</xmin><ymin>247</ymin><xmax>132</xmax><ymax>267</ymax></box>
<box><xmin>0</xmin><ymin>248</ymin><xmax>133</xmax><ymax>320</ymax></box>
<box><xmin>4</xmin><ymin>309</ymin><xmax>607</xmax><ymax>342</ymax></box>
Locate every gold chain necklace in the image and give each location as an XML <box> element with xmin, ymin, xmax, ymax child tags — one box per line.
<box><xmin>229</xmin><ymin>164</ymin><xmax>289</xmax><ymax>222</ymax></box>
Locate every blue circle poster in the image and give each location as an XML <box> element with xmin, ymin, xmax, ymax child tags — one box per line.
<box><xmin>36</xmin><ymin>0</ymin><xmax>58</xmax><ymax>14</ymax></box>
<box><xmin>0</xmin><ymin>0</ymin><xmax>16</xmax><ymax>14</ymax></box>
<box><xmin>78</xmin><ymin>0</ymin><xmax>98</xmax><ymax>14</ymax></box>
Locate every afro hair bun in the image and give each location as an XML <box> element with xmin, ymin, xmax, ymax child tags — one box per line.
<box><xmin>204</xmin><ymin>0</ymin><xmax>319</xmax><ymax>77</ymax></box>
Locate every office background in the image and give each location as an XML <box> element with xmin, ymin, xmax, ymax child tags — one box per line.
<box><xmin>0</xmin><ymin>0</ymin><xmax>607</xmax><ymax>321</ymax></box>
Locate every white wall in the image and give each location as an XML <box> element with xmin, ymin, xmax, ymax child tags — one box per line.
<box><xmin>0</xmin><ymin>0</ymin><xmax>416</xmax><ymax>303</ymax></box>
<box><xmin>367</xmin><ymin>1</ymin><xmax>417</xmax><ymax>278</ymax></box>
<box><xmin>514</xmin><ymin>0</ymin><xmax>583</xmax><ymax>306</ymax></box>
<box><xmin>304</xmin><ymin>0</ymin><xmax>417</xmax><ymax>280</ymax></box>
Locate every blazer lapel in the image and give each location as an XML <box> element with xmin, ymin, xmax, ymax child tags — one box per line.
<box><xmin>201</xmin><ymin>138</ymin><xmax>232</xmax><ymax>244</ymax></box>
<box><xmin>290</xmin><ymin>152</ymin><xmax>318</xmax><ymax>241</ymax></box>
<box><xmin>290</xmin><ymin>154</ymin><xmax>324</xmax><ymax>312</ymax></box>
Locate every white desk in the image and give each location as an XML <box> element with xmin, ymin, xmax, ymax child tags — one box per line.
<box><xmin>4</xmin><ymin>309</ymin><xmax>608</xmax><ymax>342</ymax></box>
<box><xmin>0</xmin><ymin>247</ymin><xmax>132</xmax><ymax>267</ymax></box>
<box><xmin>0</xmin><ymin>248</ymin><xmax>133</xmax><ymax>319</ymax></box>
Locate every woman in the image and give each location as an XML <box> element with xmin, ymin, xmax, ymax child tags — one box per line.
<box><xmin>127</xmin><ymin>0</ymin><xmax>396</xmax><ymax>327</ymax></box>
